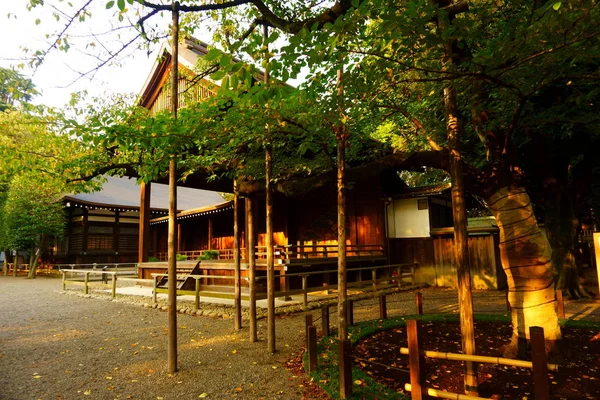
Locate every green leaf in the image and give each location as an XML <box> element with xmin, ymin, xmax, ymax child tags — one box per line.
<box><xmin>203</xmin><ymin>48</ymin><xmax>221</xmax><ymax>62</ymax></box>
<box><xmin>209</xmin><ymin>70</ymin><xmax>226</xmax><ymax>81</ymax></box>
<box><xmin>552</xmin><ymin>2</ymin><xmax>561</xmax><ymax>10</ymax></box>
<box><xmin>105</xmin><ymin>0</ymin><xmax>114</xmax><ymax>8</ymax></box>
<box><xmin>117</xmin><ymin>0</ymin><xmax>125</xmax><ymax>11</ymax></box>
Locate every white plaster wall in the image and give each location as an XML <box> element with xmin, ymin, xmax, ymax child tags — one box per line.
<box><xmin>388</xmin><ymin>198</ymin><xmax>430</xmax><ymax>238</ymax></box>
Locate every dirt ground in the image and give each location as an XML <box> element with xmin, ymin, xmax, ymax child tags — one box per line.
<box><xmin>1</xmin><ymin>275</ymin><xmax>599</xmax><ymax>399</ymax></box>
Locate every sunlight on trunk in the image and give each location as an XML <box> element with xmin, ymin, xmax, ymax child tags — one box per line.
<box><xmin>488</xmin><ymin>186</ymin><xmax>561</xmax><ymax>355</ymax></box>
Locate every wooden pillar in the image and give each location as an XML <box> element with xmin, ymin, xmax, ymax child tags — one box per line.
<box><xmin>233</xmin><ymin>186</ymin><xmax>242</xmax><ymax>331</ymax></box>
<box><xmin>138</xmin><ymin>182</ymin><xmax>151</xmax><ymax>263</ymax></box>
<box><xmin>207</xmin><ymin>217</ymin><xmax>213</xmax><ymax>250</ymax></box>
<box><xmin>247</xmin><ymin>196</ymin><xmax>257</xmax><ymax>342</ymax></box>
<box><xmin>556</xmin><ymin>289</ymin><xmax>565</xmax><ymax>319</ymax></box>
<box><xmin>167</xmin><ymin>1</ymin><xmax>179</xmax><ymax>375</ymax></box>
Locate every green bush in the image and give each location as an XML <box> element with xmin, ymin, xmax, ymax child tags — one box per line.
<box><xmin>176</xmin><ymin>254</ymin><xmax>188</xmax><ymax>261</ymax></box>
<box><xmin>148</xmin><ymin>256</ymin><xmax>159</xmax><ymax>262</ymax></box>
<box><xmin>197</xmin><ymin>250</ymin><xmax>219</xmax><ymax>260</ymax></box>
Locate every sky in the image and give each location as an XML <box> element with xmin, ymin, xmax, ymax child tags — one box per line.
<box><xmin>0</xmin><ymin>2</ymin><xmax>179</xmax><ymax>108</ymax></box>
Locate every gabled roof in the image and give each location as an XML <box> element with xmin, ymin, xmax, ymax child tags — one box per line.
<box><xmin>150</xmin><ymin>200</ymin><xmax>234</xmax><ymax>225</ymax></box>
<box><xmin>63</xmin><ymin>176</ymin><xmax>225</xmax><ymax>212</ymax></box>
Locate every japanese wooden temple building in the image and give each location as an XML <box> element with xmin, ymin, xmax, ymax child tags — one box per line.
<box><xmin>55</xmin><ymin>176</ymin><xmax>225</xmax><ymax>264</ymax></box>
<box><xmin>129</xmin><ymin>38</ymin><xmax>505</xmax><ymax>290</ymax></box>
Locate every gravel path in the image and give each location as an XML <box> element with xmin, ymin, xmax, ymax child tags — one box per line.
<box><xmin>1</xmin><ymin>275</ymin><xmax>599</xmax><ymax>400</ymax></box>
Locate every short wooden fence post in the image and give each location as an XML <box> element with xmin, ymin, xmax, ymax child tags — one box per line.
<box><xmin>530</xmin><ymin>326</ymin><xmax>551</xmax><ymax>400</ymax></box>
<box><xmin>307</xmin><ymin>325</ymin><xmax>318</xmax><ymax>372</ymax></box>
<box><xmin>407</xmin><ymin>319</ymin><xmax>425</xmax><ymax>400</ymax></box>
<box><xmin>416</xmin><ymin>292</ymin><xmax>423</xmax><ymax>315</ymax></box>
<box><xmin>556</xmin><ymin>289</ymin><xmax>565</xmax><ymax>319</ymax></box>
<box><xmin>195</xmin><ymin>278</ymin><xmax>200</xmax><ymax>310</ymax></box>
<box><xmin>321</xmin><ymin>304</ymin><xmax>330</xmax><ymax>336</ymax></box>
<box><xmin>62</xmin><ymin>271</ymin><xmax>66</xmax><ymax>291</ymax></box>
<box><xmin>111</xmin><ymin>274</ymin><xmax>117</xmax><ymax>298</ymax></box>
<box><xmin>410</xmin><ymin>263</ymin><xmax>416</xmax><ymax>284</ymax></box>
<box><xmin>305</xmin><ymin>313</ymin><xmax>313</xmax><ymax>345</ymax></box>
<box><xmin>347</xmin><ymin>299</ymin><xmax>354</xmax><ymax>326</ymax></box>
<box><xmin>339</xmin><ymin>339</ymin><xmax>353</xmax><ymax>399</ymax></box>
<box><xmin>152</xmin><ymin>276</ymin><xmax>158</xmax><ymax>304</ymax></box>
<box><xmin>84</xmin><ymin>272</ymin><xmax>89</xmax><ymax>295</ymax></box>
<box><xmin>302</xmin><ymin>275</ymin><xmax>308</xmax><ymax>308</ymax></box>
<box><xmin>379</xmin><ymin>294</ymin><xmax>387</xmax><ymax>320</ymax></box>
<box><xmin>372</xmin><ymin>269</ymin><xmax>377</xmax><ymax>291</ymax></box>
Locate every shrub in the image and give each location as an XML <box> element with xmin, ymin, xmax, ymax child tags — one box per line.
<box><xmin>176</xmin><ymin>254</ymin><xmax>188</xmax><ymax>261</ymax></box>
<box><xmin>197</xmin><ymin>250</ymin><xmax>219</xmax><ymax>260</ymax></box>
<box><xmin>148</xmin><ymin>256</ymin><xmax>159</xmax><ymax>262</ymax></box>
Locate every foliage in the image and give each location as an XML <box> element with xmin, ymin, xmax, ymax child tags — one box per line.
<box><xmin>0</xmin><ymin>67</ymin><xmax>38</xmax><ymax>112</ymax></box>
<box><xmin>1</xmin><ymin>173</ymin><xmax>65</xmax><ymax>251</ymax></box>
<box><xmin>148</xmin><ymin>256</ymin><xmax>159</xmax><ymax>262</ymax></box>
<box><xmin>176</xmin><ymin>254</ymin><xmax>188</xmax><ymax>261</ymax></box>
<box><xmin>197</xmin><ymin>250</ymin><xmax>219</xmax><ymax>260</ymax></box>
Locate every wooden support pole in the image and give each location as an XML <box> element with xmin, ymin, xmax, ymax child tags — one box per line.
<box><xmin>62</xmin><ymin>271</ymin><xmax>66</xmax><ymax>291</ymax></box>
<box><xmin>347</xmin><ymin>299</ymin><xmax>354</xmax><ymax>326</ymax></box>
<box><xmin>339</xmin><ymin>339</ymin><xmax>352</xmax><ymax>399</ymax></box>
<box><xmin>379</xmin><ymin>294</ymin><xmax>387</xmax><ymax>320</ymax></box>
<box><xmin>407</xmin><ymin>320</ymin><xmax>425</xmax><ymax>400</ymax></box>
<box><xmin>416</xmin><ymin>292</ymin><xmax>423</xmax><ymax>315</ymax></box>
<box><xmin>307</xmin><ymin>325</ymin><xmax>318</xmax><ymax>373</ymax></box>
<box><xmin>84</xmin><ymin>272</ymin><xmax>89</xmax><ymax>295</ymax></box>
<box><xmin>530</xmin><ymin>326</ymin><xmax>551</xmax><ymax>400</ymax></box>
<box><xmin>167</xmin><ymin>1</ymin><xmax>179</xmax><ymax>375</ymax></box>
<box><xmin>195</xmin><ymin>278</ymin><xmax>200</xmax><ymax>310</ymax></box>
<box><xmin>556</xmin><ymin>289</ymin><xmax>565</xmax><ymax>319</ymax></box>
<box><xmin>321</xmin><ymin>304</ymin><xmax>330</xmax><ymax>336</ymax></box>
<box><xmin>233</xmin><ymin>186</ymin><xmax>242</xmax><ymax>331</ymax></box>
<box><xmin>246</xmin><ymin>196</ymin><xmax>257</xmax><ymax>343</ymax></box>
<box><xmin>111</xmin><ymin>274</ymin><xmax>116</xmax><ymax>298</ymax></box>
<box><xmin>337</xmin><ymin>64</ymin><xmax>349</xmax><ymax>341</ymax></box>
<box><xmin>263</xmin><ymin>24</ymin><xmax>276</xmax><ymax>355</ymax></box>
<box><xmin>397</xmin><ymin>266</ymin><xmax>402</xmax><ymax>288</ymax></box>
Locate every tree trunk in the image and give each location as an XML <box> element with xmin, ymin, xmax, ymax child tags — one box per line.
<box><xmin>27</xmin><ymin>235</ymin><xmax>45</xmax><ymax>279</ymax></box>
<box><xmin>3</xmin><ymin>249</ymin><xmax>9</xmax><ymax>276</ymax></box>
<box><xmin>543</xmin><ymin>179</ymin><xmax>589</xmax><ymax>299</ymax></box>
<box><xmin>13</xmin><ymin>249</ymin><xmax>18</xmax><ymax>277</ymax></box>
<box><xmin>487</xmin><ymin>185</ymin><xmax>561</xmax><ymax>357</ymax></box>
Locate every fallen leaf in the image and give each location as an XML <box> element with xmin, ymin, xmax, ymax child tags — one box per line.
<box><xmin>83</xmin><ymin>390</ymin><xmax>92</xmax><ymax>396</ymax></box>
<box><xmin>232</xmin><ymin>349</ymin><xmax>238</xmax><ymax>354</ymax></box>
<box><xmin>198</xmin><ymin>394</ymin><xmax>209</xmax><ymax>398</ymax></box>
<box><xmin>235</xmin><ymin>388</ymin><xmax>243</xmax><ymax>392</ymax></box>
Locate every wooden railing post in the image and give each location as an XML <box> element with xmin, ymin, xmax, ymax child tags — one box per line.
<box><xmin>321</xmin><ymin>304</ymin><xmax>330</xmax><ymax>336</ymax></box>
<box><xmin>339</xmin><ymin>339</ymin><xmax>352</xmax><ymax>399</ymax></box>
<box><xmin>397</xmin><ymin>266</ymin><xmax>402</xmax><ymax>288</ymax></box>
<box><xmin>407</xmin><ymin>319</ymin><xmax>425</xmax><ymax>400</ymax></box>
<box><xmin>84</xmin><ymin>272</ymin><xmax>89</xmax><ymax>295</ymax></box>
<box><xmin>347</xmin><ymin>299</ymin><xmax>354</xmax><ymax>326</ymax></box>
<box><xmin>411</xmin><ymin>263</ymin><xmax>416</xmax><ymax>284</ymax></box>
<box><xmin>307</xmin><ymin>325</ymin><xmax>318</xmax><ymax>372</ymax></box>
<box><xmin>302</xmin><ymin>275</ymin><xmax>308</xmax><ymax>308</ymax></box>
<box><xmin>62</xmin><ymin>270</ymin><xmax>66</xmax><ymax>291</ymax></box>
<box><xmin>530</xmin><ymin>326</ymin><xmax>551</xmax><ymax>400</ymax></box>
<box><xmin>379</xmin><ymin>294</ymin><xmax>387</xmax><ymax>320</ymax></box>
<box><xmin>195</xmin><ymin>278</ymin><xmax>200</xmax><ymax>310</ymax></box>
<box><xmin>416</xmin><ymin>292</ymin><xmax>423</xmax><ymax>315</ymax></box>
<box><xmin>556</xmin><ymin>289</ymin><xmax>565</xmax><ymax>319</ymax></box>
<box><xmin>111</xmin><ymin>274</ymin><xmax>117</xmax><ymax>299</ymax></box>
